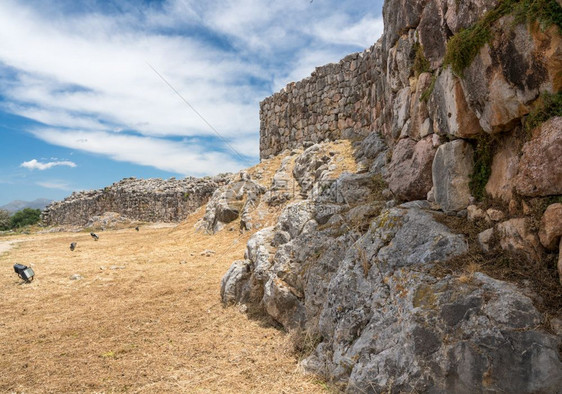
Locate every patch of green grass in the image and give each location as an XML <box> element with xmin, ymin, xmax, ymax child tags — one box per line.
<box><xmin>469</xmin><ymin>134</ymin><xmax>497</xmax><ymax>201</ymax></box>
<box><xmin>512</xmin><ymin>0</ymin><xmax>562</xmax><ymax>31</ymax></box>
<box><xmin>525</xmin><ymin>92</ymin><xmax>562</xmax><ymax>132</ymax></box>
<box><xmin>444</xmin><ymin>0</ymin><xmax>562</xmax><ymax>76</ymax></box>
<box><xmin>412</xmin><ymin>42</ymin><xmax>430</xmax><ymax>77</ymax></box>
<box><xmin>420</xmin><ymin>73</ymin><xmax>437</xmax><ymax>102</ymax></box>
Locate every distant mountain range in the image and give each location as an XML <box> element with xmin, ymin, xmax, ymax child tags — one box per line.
<box><xmin>0</xmin><ymin>198</ymin><xmax>53</xmax><ymax>213</ymax></box>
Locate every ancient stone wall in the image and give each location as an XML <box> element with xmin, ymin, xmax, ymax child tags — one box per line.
<box><xmin>42</xmin><ymin>175</ymin><xmax>230</xmax><ymax>226</ymax></box>
<box><xmin>259</xmin><ymin>50</ymin><xmax>381</xmax><ymax>159</ymax></box>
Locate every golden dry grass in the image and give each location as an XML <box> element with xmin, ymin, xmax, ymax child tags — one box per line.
<box><xmin>0</xmin><ymin>209</ymin><xmax>326</xmax><ymax>393</ymax></box>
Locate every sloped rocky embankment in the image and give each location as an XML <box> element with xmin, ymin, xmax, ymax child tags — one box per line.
<box><xmin>220</xmin><ymin>0</ymin><xmax>562</xmax><ymax>392</ymax></box>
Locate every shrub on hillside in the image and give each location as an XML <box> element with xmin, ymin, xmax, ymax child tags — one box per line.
<box><xmin>0</xmin><ymin>209</ymin><xmax>10</xmax><ymax>230</ymax></box>
<box><xmin>10</xmin><ymin>208</ymin><xmax>41</xmax><ymax>228</ymax></box>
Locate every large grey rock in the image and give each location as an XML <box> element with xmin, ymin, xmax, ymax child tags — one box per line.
<box><xmin>198</xmin><ymin>174</ymin><xmax>266</xmax><ymax>233</ymax></box>
<box><xmin>220</xmin><ymin>260</ymin><xmax>251</xmax><ymax>304</ymax></box>
<box><xmin>305</xmin><ymin>269</ymin><xmax>562</xmax><ymax>393</ymax></box>
<box><xmin>388</xmin><ymin>137</ymin><xmax>436</xmax><ymax>201</ymax></box>
<box><xmin>432</xmin><ymin>140</ymin><xmax>474</xmax><ymax>212</ymax></box>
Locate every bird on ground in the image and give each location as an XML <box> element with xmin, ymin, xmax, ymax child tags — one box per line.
<box><xmin>135</xmin><ymin>226</ymin><xmax>139</xmax><ymax>231</ymax></box>
<box><xmin>70</xmin><ymin>242</ymin><xmax>77</xmax><ymax>251</ymax></box>
<box><xmin>90</xmin><ymin>232</ymin><xmax>99</xmax><ymax>241</ymax></box>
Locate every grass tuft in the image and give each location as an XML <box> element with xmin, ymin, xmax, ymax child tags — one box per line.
<box><xmin>412</xmin><ymin>42</ymin><xmax>431</xmax><ymax>77</ymax></box>
<box><xmin>525</xmin><ymin>92</ymin><xmax>562</xmax><ymax>132</ymax></box>
<box><xmin>469</xmin><ymin>134</ymin><xmax>497</xmax><ymax>201</ymax></box>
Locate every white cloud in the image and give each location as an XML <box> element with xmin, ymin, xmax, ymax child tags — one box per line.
<box><xmin>36</xmin><ymin>181</ymin><xmax>73</xmax><ymax>191</ymax></box>
<box><xmin>21</xmin><ymin>159</ymin><xmax>77</xmax><ymax>171</ymax></box>
<box><xmin>0</xmin><ymin>0</ymin><xmax>383</xmax><ymax>177</ymax></box>
<box><xmin>30</xmin><ymin>128</ymin><xmax>248</xmax><ymax>176</ymax></box>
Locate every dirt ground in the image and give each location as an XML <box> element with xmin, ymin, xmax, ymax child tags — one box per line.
<box><xmin>0</xmin><ymin>209</ymin><xmax>326</xmax><ymax>393</ymax></box>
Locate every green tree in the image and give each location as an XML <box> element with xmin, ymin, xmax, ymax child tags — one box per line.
<box><xmin>10</xmin><ymin>208</ymin><xmax>41</xmax><ymax>228</ymax></box>
<box><xmin>0</xmin><ymin>209</ymin><xmax>10</xmax><ymax>230</ymax></box>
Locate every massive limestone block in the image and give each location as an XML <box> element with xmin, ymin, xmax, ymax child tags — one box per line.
<box><xmin>461</xmin><ymin>18</ymin><xmax>560</xmax><ymax>133</ymax></box>
<box><xmin>408</xmin><ymin>72</ymin><xmax>434</xmax><ymax>139</ymax></box>
<box><xmin>388</xmin><ymin>136</ymin><xmax>436</xmax><ymax>201</ymax></box>
<box><xmin>515</xmin><ymin>117</ymin><xmax>562</xmax><ymax>197</ymax></box>
<box><xmin>429</xmin><ymin>68</ymin><xmax>482</xmax><ymax>138</ymax></box>
<box><xmin>432</xmin><ymin>140</ymin><xmax>474</xmax><ymax>212</ymax></box>
<box><xmin>539</xmin><ymin>203</ymin><xmax>562</xmax><ymax>250</ymax></box>
<box><xmin>485</xmin><ymin>131</ymin><xmax>521</xmax><ymax>202</ymax></box>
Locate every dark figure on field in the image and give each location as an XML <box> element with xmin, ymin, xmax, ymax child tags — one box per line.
<box><xmin>70</xmin><ymin>242</ymin><xmax>77</xmax><ymax>251</ymax></box>
<box><xmin>90</xmin><ymin>232</ymin><xmax>99</xmax><ymax>241</ymax></box>
<box><xmin>135</xmin><ymin>226</ymin><xmax>139</xmax><ymax>231</ymax></box>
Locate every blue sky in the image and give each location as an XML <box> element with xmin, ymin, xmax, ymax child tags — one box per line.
<box><xmin>0</xmin><ymin>0</ymin><xmax>384</xmax><ymax>206</ymax></box>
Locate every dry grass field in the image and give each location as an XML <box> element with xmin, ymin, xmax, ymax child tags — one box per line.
<box><xmin>0</xmin><ymin>209</ymin><xmax>326</xmax><ymax>393</ymax></box>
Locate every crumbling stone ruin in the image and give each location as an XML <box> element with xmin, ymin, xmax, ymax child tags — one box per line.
<box><xmin>41</xmin><ymin>175</ymin><xmax>229</xmax><ymax>226</ymax></box>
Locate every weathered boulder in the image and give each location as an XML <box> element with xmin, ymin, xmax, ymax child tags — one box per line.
<box><xmin>432</xmin><ymin>140</ymin><xmax>474</xmax><ymax>212</ymax></box>
<box><xmin>388</xmin><ymin>137</ymin><xmax>436</xmax><ymax>201</ymax></box>
<box><xmin>496</xmin><ymin>218</ymin><xmax>542</xmax><ymax>261</ymax></box>
<box><xmin>478</xmin><ymin>227</ymin><xmax>495</xmax><ymax>252</ymax></box>
<box><xmin>515</xmin><ymin>117</ymin><xmax>562</xmax><ymax>197</ymax></box>
<box><xmin>198</xmin><ymin>173</ymin><xmax>266</xmax><ymax>233</ymax></box>
<box><xmin>539</xmin><ymin>203</ymin><xmax>562</xmax><ymax>250</ymax></box>
<box><xmin>320</xmin><ymin>172</ymin><xmax>383</xmax><ymax>205</ymax></box>
<box><xmin>409</xmin><ymin>72</ymin><xmax>434</xmax><ymax>139</ymax></box>
<box><xmin>221</xmin><ymin>260</ymin><xmax>251</xmax><ymax>304</ymax></box>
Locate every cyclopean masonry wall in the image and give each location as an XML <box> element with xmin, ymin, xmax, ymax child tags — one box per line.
<box><xmin>259</xmin><ymin>50</ymin><xmax>380</xmax><ymax>159</ymax></box>
<box><xmin>41</xmin><ymin>175</ymin><xmax>230</xmax><ymax>226</ymax></box>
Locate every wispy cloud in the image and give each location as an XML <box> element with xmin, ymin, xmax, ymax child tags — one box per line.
<box><xmin>36</xmin><ymin>181</ymin><xmax>73</xmax><ymax>191</ymax></box>
<box><xmin>0</xmin><ymin>0</ymin><xmax>384</xmax><ymax>176</ymax></box>
<box><xmin>21</xmin><ymin>159</ymin><xmax>77</xmax><ymax>171</ymax></box>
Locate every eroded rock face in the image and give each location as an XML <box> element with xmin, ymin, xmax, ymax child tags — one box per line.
<box><xmin>222</xmin><ymin>204</ymin><xmax>562</xmax><ymax>392</ymax></box>
<box><xmin>515</xmin><ymin>117</ymin><xmax>562</xmax><ymax>197</ymax></box>
<box><xmin>388</xmin><ymin>137</ymin><xmax>436</xmax><ymax>201</ymax></box>
<box><xmin>461</xmin><ymin>17</ymin><xmax>556</xmax><ymax>133</ymax></box>
<box><xmin>432</xmin><ymin>140</ymin><xmax>474</xmax><ymax>212</ymax></box>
